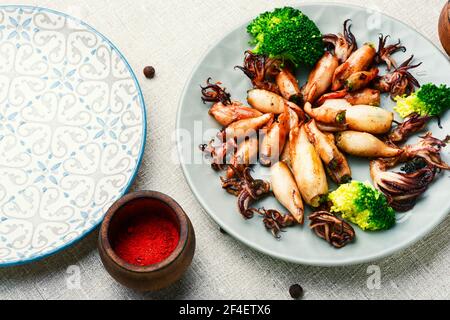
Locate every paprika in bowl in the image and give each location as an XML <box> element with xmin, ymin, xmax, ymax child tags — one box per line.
<box><xmin>98</xmin><ymin>191</ymin><xmax>196</xmax><ymax>292</ymax></box>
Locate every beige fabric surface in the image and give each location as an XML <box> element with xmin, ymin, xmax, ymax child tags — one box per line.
<box><xmin>0</xmin><ymin>0</ymin><xmax>449</xmax><ymax>300</ymax></box>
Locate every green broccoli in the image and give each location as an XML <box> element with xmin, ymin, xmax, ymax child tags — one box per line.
<box><xmin>328</xmin><ymin>181</ymin><xmax>396</xmax><ymax>231</ymax></box>
<box><xmin>247</xmin><ymin>7</ymin><xmax>324</xmax><ymax>66</ymax></box>
<box><xmin>394</xmin><ymin>83</ymin><xmax>450</xmax><ymax>118</ymax></box>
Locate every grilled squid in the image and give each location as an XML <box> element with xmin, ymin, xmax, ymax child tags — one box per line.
<box><xmin>288</xmin><ymin>107</ymin><xmax>300</xmax><ymax>130</ymax></box>
<box><xmin>402</xmin><ymin>133</ymin><xmax>450</xmax><ymax>170</ymax></box>
<box><xmin>343</xmin><ymin>104</ymin><xmax>393</xmax><ymax>134</ymax></box>
<box><xmin>304</xmin><ymin>102</ymin><xmax>347</xmax><ymax>126</ymax></box>
<box><xmin>248</xmin><ymin>208</ymin><xmax>297</xmax><ymax>239</ymax></box>
<box><xmin>370</xmin><ymin>159</ymin><xmax>437</xmax><ymax>212</ymax></box>
<box><xmin>209</xmin><ymin>102</ymin><xmax>263</xmax><ymax>126</ymax></box>
<box><xmin>201</xmin><ymin>138</ymin><xmax>237</xmax><ymax>171</ymax></box>
<box><xmin>336</xmin><ymin>131</ymin><xmax>403</xmax><ymax>158</ymax></box>
<box><xmin>247</xmin><ymin>89</ymin><xmax>288</xmax><ymax>114</ymax></box>
<box><xmin>278</xmin><ymin>107</ymin><xmax>301</xmax><ymax>167</ymax></box>
<box><xmin>235</xmin><ymin>51</ymin><xmax>282</xmax><ymax>93</ymax></box>
<box><xmin>201</xmin><ymin>78</ymin><xmax>232</xmax><ymax>105</ymax></box>
<box><xmin>227</xmin><ymin>136</ymin><xmax>259</xmax><ymax>178</ymax></box>
<box><xmin>305</xmin><ymin>101</ymin><xmax>393</xmax><ymax>134</ymax></box>
<box><xmin>306</xmin><ymin>100</ymin><xmax>350</xmax><ymax>132</ymax></box>
<box><xmin>309</xmin><ymin>211</ymin><xmax>356</xmax><ymax>248</ymax></box>
<box><xmin>305</xmin><ymin>120</ymin><xmax>352</xmax><ymax>184</ymax></box>
<box><xmin>323</xmin><ymin>19</ymin><xmax>357</xmax><ymax>63</ymax></box>
<box><xmin>316</xmin><ymin>88</ymin><xmax>381</xmax><ymax>106</ymax></box>
<box><xmin>375</xmin><ymin>34</ymin><xmax>406</xmax><ymax>71</ymax></box>
<box><xmin>388</xmin><ymin>113</ymin><xmax>431</xmax><ymax>144</ymax></box>
<box><xmin>280</xmin><ymin>141</ymin><xmax>291</xmax><ymax>167</ymax></box>
<box><xmin>222</xmin><ymin>113</ymin><xmax>274</xmax><ymax>141</ymax></box>
<box><xmin>290</xmin><ymin>125</ymin><xmax>328</xmax><ymax>207</ymax></box>
<box><xmin>275</xmin><ymin>68</ymin><xmax>302</xmax><ymax>103</ymax></box>
<box><xmin>302</xmin><ymin>52</ymin><xmax>339</xmax><ymax>103</ymax></box>
<box><xmin>345</xmin><ymin>67</ymin><xmax>379</xmax><ymax>92</ymax></box>
<box><xmin>201</xmin><ymin>78</ymin><xmax>263</xmax><ymax>126</ymax></box>
<box><xmin>270</xmin><ymin>162</ymin><xmax>304</xmax><ymax>224</ymax></box>
<box><xmin>221</xmin><ymin>167</ymin><xmax>271</xmax><ymax>218</ymax></box>
<box><xmin>372</xmin><ymin>55</ymin><xmax>422</xmax><ymax>99</ymax></box>
<box><xmin>260</xmin><ymin>107</ymin><xmax>290</xmax><ymax>166</ymax></box>
<box><xmin>332</xmin><ymin>43</ymin><xmax>377</xmax><ymax>91</ymax></box>
<box><xmin>370</xmin><ymin>134</ymin><xmax>450</xmax><ymax>211</ymax></box>
<box><xmin>247</xmin><ymin>89</ymin><xmax>306</xmax><ymax>119</ymax></box>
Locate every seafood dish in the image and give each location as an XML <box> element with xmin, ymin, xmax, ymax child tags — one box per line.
<box><xmin>198</xmin><ymin>7</ymin><xmax>449</xmax><ymax>249</ymax></box>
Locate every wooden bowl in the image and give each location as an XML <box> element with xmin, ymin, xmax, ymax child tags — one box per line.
<box><xmin>98</xmin><ymin>191</ymin><xmax>196</xmax><ymax>292</ymax></box>
<box><xmin>439</xmin><ymin>1</ymin><xmax>450</xmax><ymax>56</ymax></box>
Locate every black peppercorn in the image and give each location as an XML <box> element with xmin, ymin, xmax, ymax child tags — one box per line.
<box><xmin>289</xmin><ymin>284</ymin><xmax>304</xmax><ymax>299</ymax></box>
<box><xmin>143</xmin><ymin>66</ymin><xmax>155</xmax><ymax>79</ymax></box>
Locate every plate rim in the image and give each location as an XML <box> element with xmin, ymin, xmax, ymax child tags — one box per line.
<box><xmin>176</xmin><ymin>1</ymin><xmax>450</xmax><ymax>266</ymax></box>
<box><xmin>0</xmin><ymin>5</ymin><xmax>147</xmax><ymax>268</ymax></box>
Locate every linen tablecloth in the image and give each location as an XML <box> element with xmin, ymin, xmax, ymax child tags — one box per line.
<box><xmin>0</xmin><ymin>0</ymin><xmax>449</xmax><ymax>300</ymax></box>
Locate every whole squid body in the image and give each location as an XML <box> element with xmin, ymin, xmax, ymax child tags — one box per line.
<box><xmin>335</xmin><ymin>131</ymin><xmax>403</xmax><ymax>158</ymax></box>
<box><xmin>222</xmin><ymin>112</ymin><xmax>274</xmax><ymax>141</ymax></box>
<box><xmin>260</xmin><ymin>106</ymin><xmax>291</xmax><ymax>166</ymax></box>
<box><xmin>316</xmin><ymin>88</ymin><xmax>381</xmax><ymax>107</ymax></box>
<box><xmin>278</xmin><ymin>106</ymin><xmax>301</xmax><ymax>167</ymax></box>
<box><xmin>209</xmin><ymin>101</ymin><xmax>263</xmax><ymax>126</ymax></box>
<box><xmin>304</xmin><ymin>101</ymin><xmax>394</xmax><ymax>135</ymax></box>
<box><xmin>290</xmin><ymin>125</ymin><xmax>328</xmax><ymax>207</ymax></box>
<box><xmin>323</xmin><ymin>19</ymin><xmax>357</xmax><ymax>64</ymax></box>
<box><xmin>270</xmin><ymin>162</ymin><xmax>304</xmax><ymax>224</ymax></box>
<box><xmin>344</xmin><ymin>67</ymin><xmax>379</xmax><ymax>92</ymax></box>
<box><xmin>332</xmin><ymin>43</ymin><xmax>377</xmax><ymax>91</ymax></box>
<box><xmin>302</xmin><ymin>52</ymin><xmax>339</xmax><ymax>104</ymax></box>
<box><xmin>275</xmin><ymin>68</ymin><xmax>302</xmax><ymax>103</ymax></box>
<box><xmin>304</xmin><ymin>120</ymin><xmax>352</xmax><ymax>184</ymax></box>
<box><xmin>247</xmin><ymin>89</ymin><xmax>306</xmax><ymax>118</ymax></box>
<box><xmin>226</xmin><ymin>136</ymin><xmax>259</xmax><ymax>178</ymax></box>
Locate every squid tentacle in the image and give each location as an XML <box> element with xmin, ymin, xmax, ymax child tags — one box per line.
<box><xmin>201</xmin><ymin>78</ymin><xmax>232</xmax><ymax>105</ymax></box>
<box><xmin>375</xmin><ymin>34</ymin><xmax>407</xmax><ymax>70</ymax></box>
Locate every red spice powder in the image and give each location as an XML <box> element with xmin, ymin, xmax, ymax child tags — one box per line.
<box><xmin>113</xmin><ymin>212</ymin><xmax>180</xmax><ymax>266</ymax></box>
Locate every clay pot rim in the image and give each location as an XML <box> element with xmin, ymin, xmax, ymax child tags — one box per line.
<box><xmin>447</xmin><ymin>1</ymin><xmax>450</xmax><ymax>19</ymax></box>
<box><xmin>99</xmin><ymin>191</ymin><xmax>189</xmax><ymax>274</ymax></box>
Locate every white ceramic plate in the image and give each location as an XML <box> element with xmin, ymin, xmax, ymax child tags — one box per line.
<box><xmin>177</xmin><ymin>3</ymin><xmax>450</xmax><ymax>266</ymax></box>
<box><xmin>0</xmin><ymin>6</ymin><xmax>146</xmax><ymax>267</ymax></box>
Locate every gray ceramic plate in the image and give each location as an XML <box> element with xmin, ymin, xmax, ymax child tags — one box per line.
<box><xmin>177</xmin><ymin>3</ymin><xmax>450</xmax><ymax>266</ymax></box>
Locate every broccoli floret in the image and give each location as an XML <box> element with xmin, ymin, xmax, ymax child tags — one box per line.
<box><xmin>394</xmin><ymin>83</ymin><xmax>450</xmax><ymax>118</ymax></box>
<box><xmin>328</xmin><ymin>181</ymin><xmax>396</xmax><ymax>231</ymax></box>
<box><xmin>247</xmin><ymin>7</ymin><xmax>324</xmax><ymax>66</ymax></box>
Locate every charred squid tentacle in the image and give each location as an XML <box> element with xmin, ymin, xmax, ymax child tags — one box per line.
<box><xmin>375</xmin><ymin>34</ymin><xmax>407</xmax><ymax>70</ymax></box>
<box><xmin>402</xmin><ymin>133</ymin><xmax>450</xmax><ymax>170</ymax></box>
<box><xmin>370</xmin><ymin>134</ymin><xmax>449</xmax><ymax>212</ymax></box>
<box><xmin>247</xmin><ymin>208</ymin><xmax>296</xmax><ymax>239</ymax></box>
<box><xmin>201</xmin><ymin>78</ymin><xmax>232</xmax><ymax>105</ymax></box>
<box><xmin>237</xmin><ymin>190</ymin><xmax>254</xmax><ymax>219</ymax></box>
<box><xmin>370</xmin><ymin>160</ymin><xmax>437</xmax><ymax>212</ymax></box>
<box><xmin>388</xmin><ymin>113</ymin><xmax>432</xmax><ymax>144</ymax></box>
<box><xmin>221</xmin><ymin>167</ymin><xmax>271</xmax><ymax>219</ymax></box>
<box><xmin>309</xmin><ymin>211</ymin><xmax>356</xmax><ymax>248</ymax></box>
<box><xmin>235</xmin><ymin>51</ymin><xmax>282</xmax><ymax>93</ymax></box>
<box><xmin>373</xmin><ymin>55</ymin><xmax>422</xmax><ymax>100</ymax></box>
<box><xmin>323</xmin><ymin>19</ymin><xmax>357</xmax><ymax>63</ymax></box>
<box><xmin>201</xmin><ymin>137</ymin><xmax>237</xmax><ymax>171</ymax></box>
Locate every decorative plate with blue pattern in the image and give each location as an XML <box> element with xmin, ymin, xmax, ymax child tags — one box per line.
<box><xmin>0</xmin><ymin>6</ymin><xmax>146</xmax><ymax>267</ymax></box>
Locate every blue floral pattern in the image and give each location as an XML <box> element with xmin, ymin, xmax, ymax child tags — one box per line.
<box><xmin>0</xmin><ymin>6</ymin><xmax>145</xmax><ymax>266</ymax></box>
